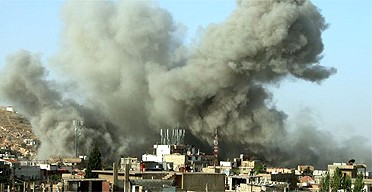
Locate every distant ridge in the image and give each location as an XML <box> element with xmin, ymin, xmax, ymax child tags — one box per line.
<box><xmin>0</xmin><ymin>107</ymin><xmax>39</xmax><ymax>159</ymax></box>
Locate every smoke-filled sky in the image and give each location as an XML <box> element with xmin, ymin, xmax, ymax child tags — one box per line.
<box><xmin>0</xmin><ymin>0</ymin><xmax>370</xmax><ymax>169</ymax></box>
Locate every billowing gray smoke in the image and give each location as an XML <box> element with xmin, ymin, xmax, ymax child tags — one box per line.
<box><xmin>0</xmin><ymin>0</ymin><xmax>369</xmax><ymax>168</ymax></box>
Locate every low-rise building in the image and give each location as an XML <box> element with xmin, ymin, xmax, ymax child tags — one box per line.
<box><xmin>296</xmin><ymin>165</ymin><xmax>314</xmax><ymax>175</ymax></box>
<box><xmin>266</xmin><ymin>167</ymin><xmax>293</xmax><ymax>174</ymax></box>
<box><xmin>360</xmin><ymin>178</ymin><xmax>372</xmax><ymax>192</ymax></box>
<box><xmin>163</xmin><ymin>154</ymin><xmax>185</xmax><ymax>172</ymax></box>
<box><xmin>121</xmin><ymin>157</ymin><xmax>140</xmax><ymax>171</ymax></box>
<box><xmin>14</xmin><ymin>164</ymin><xmax>41</xmax><ymax>181</ymax></box>
<box><xmin>226</xmin><ymin>174</ymin><xmax>291</xmax><ymax>191</ymax></box>
<box><xmin>63</xmin><ymin>178</ymin><xmax>109</xmax><ymax>192</ymax></box>
<box><xmin>326</xmin><ymin>162</ymin><xmax>371</xmax><ymax>192</ymax></box>
<box><xmin>328</xmin><ymin>162</ymin><xmax>367</xmax><ymax>178</ymax></box>
<box><xmin>94</xmin><ymin>170</ymin><xmax>225</xmax><ymax>191</ymax></box>
<box><xmin>141</xmin><ymin>130</ymin><xmax>214</xmax><ymax>172</ymax></box>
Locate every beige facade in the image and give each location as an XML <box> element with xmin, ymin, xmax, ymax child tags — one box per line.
<box><xmin>202</xmin><ymin>166</ymin><xmax>220</xmax><ymax>173</ymax></box>
<box><xmin>121</xmin><ymin>157</ymin><xmax>140</xmax><ymax>171</ymax></box>
<box><xmin>238</xmin><ymin>183</ymin><xmax>264</xmax><ymax>192</ymax></box>
<box><xmin>238</xmin><ymin>160</ymin><xmax>262</xmax><ymax>175</ymax></box>
<box><xmin>163</xmin><ymin>154</ymin><xmax>186</xmax><ymax>171</ymax></box>
<box><xmin>266</xmin><ymin>167</ymin><xmax>293</xmax><ymax>174</ymax></box>
<box><xmin>297</xmin><ymin>165</ymin><xmax>314</xmax><ymax>172</ymax></box>
<box><xmin>328</xmin><ymin>163</ymin><xmax>366</xmax><ymax>178</ymax></box>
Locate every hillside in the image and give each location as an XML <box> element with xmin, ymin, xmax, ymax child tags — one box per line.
<box><xmin>0</xmin><ymin>107</ymin><xmax>39</xmax><ymax>159</ymax></box>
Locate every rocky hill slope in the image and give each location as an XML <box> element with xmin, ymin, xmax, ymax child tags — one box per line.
<box><xmin>0</xmin><ymin>107</ymin><xmax>39</xmax><ymax>159</ymax></box>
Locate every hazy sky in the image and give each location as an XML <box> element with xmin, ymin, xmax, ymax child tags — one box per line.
<box><xmin>0</xmin><ymin>0</ymin><xmax>371</xmax><ymax>150</ymax></box>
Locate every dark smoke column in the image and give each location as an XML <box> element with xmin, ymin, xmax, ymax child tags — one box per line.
<box><xmin>7</xmin><ymin>1</ymin><xmax>369</xmax><ymax>169</ymax></box>
<box><xmin>0</xmin><ymin>50</ymin><xmax>83</xmax><ymax>158</ymax></box>
<box><xmin>147</xmin><ymin>0</ymin><xmax>336</xmax><ymax>161</ymax></box>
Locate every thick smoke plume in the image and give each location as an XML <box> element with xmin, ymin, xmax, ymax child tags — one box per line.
<box><xmin>0</xmin><ymin>0</ymin><xmax>369</xmax><ymax>168</ymax></box>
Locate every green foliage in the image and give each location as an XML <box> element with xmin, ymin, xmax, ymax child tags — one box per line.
<box><xmin>232</xmin><ymin>167</ymin><xmax>240</xmax><ymax>175</ymax></box>
<box><xmin>320</xmin><ymin>172</ymin><xmax>330</xmax><ymax>192</ymax></box>
<box><xmin>353</xmin><ymin>173</ymin><xmax>364</xmax><ymax>192</ymax></box>
<box><xmin>321</xmin><ymin>167</ymin><xmax>352</xmax><ymax>192</ymax></box>
<box><xmin>85</xmin><ymin>144</ymin><xmax>102</xmax><ymax>178</ymax></box>
<box><xmin>331</xmin><ymin>167</ymin><xmax>342</xmax><ymax>191</ymax></box>
<box><xmin>342</xmin><ymin>174</ymin><xmax>352</xmax><ymax>192</ymax></box>
<box><xmin>50</xmin><ymin>174</ymin><xmax>61</xmax><ymax>182</ymax></box>
<box><xmin>254</xmin><ymin>164</ymin><xmax>266</xmax><ymax>174</ymax></box>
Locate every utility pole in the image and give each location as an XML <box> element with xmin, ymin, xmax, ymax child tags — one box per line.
<box><xmin>73</xmin><ymin>120</ymin><xmax>84</xmax><ymax>157</ymax></box>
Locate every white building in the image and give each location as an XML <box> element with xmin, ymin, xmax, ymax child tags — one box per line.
<box><xmin>142</xmin><ymin>145</ymin><xmax>171</xmax><ymax>163</ymax></box>
<box><xmin>5</xmin><ymin>106</ymin><xmax>14</xmax><ymax>112</ymax></box>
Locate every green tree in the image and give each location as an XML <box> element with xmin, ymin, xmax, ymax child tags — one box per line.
<box><xmin>85</xmin><ymin>144</ymin><xmax>102</xmax><ymax>178</ymax></box>
<box><xmin>232</xmin><ymin>167</ymin><xmax>240</xmax><ymax>175</ymax></box>
<box><xmin>321</xmin><ymin>168</ymin><xmax>355</xmax><ymax>192</ymax></box>
<box><xmin>331</xmin><ymin>167</ymin><xmax>342</xmax><ymax>191</ymax></box>
<box><xmin>353</xmin><ymin>173</ymin><xmax>364</xmax><ymax>192</ymax></box>
<box><xmin>50</xmin><ymin>174</ymin><xmax>61</xmax><ymax>182</ymax></box>
<box><xmin>254</xmin><ymin>164</ymin><xmax>266</xmax><ymax>174</ymax></box>
<box><xmin>342</xmin><ymin>174</ymin><xmax>352</xmax><ymax>192</ymax></box>
<box><xmin>320</xmin><ymin>172</ymin><xmax>330</xmax><ymax>192</ymax></box>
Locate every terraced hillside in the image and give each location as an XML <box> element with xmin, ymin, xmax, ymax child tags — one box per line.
<box><xmin>0</xmin><ymin>107</ymin><xmax>39</xmax><ymax>159</ymax></box>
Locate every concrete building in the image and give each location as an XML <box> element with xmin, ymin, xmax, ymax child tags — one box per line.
<box><xmin>201</xmin><ymin>161</ymin><xmax>232</xmax><ymax>176</ymax></box>
<box><xmin>14</xmin><ymin>165</ymin><xmax>41</xmax><ymax>181</ymax></box>
<box><xmin>296</xmin><ymin>165</ymin><xmax>314</xmax><ymax>175</ymax></box>
<box><xmin>220</xmin><ymin>161</ymin><xmax>233</xmax><ymax>176</ymax></box>
<box><xmin>327</xmin><ymin>162</ymin><xmax>372</xmax><ymax>192</ymax></box>
<box><xmin>226</xmin><ymin>174</ymin><xmax>291</xmax><ymax>192</ymax></box>
<box><xmin>163</xmin><ymin>154</ymin><xmax>185</xmax><ymax>172</ymax></box>
<box><xmin>311</xmin><ymin>170</ymin><xmax>328</xmax><ymax>190</ymax></box>
<box><xmin>237</xmin><ymin>160</ymin><xmax>262</xmax><ymax>175</ymax></box>
<box><xmin>358</xmin><ymin>178</ymin><xmax>372</xmax><ymax>192</ymax></box>
<box><xmin>142</xmin><ymin>129</ymin><xmax>187</xmax><ymax>164</ymax></box>
<box><xmin>121</xmin><ymin>157</ymin><xmax>140</xmax><ymax>171</ymax></box>
<box><xmin>141</xmin><ymin>129</ymin><xmax>215</xmax><ymax>172</ymax></box>
<box><xmin>266</xmin><ymin>167</ymin><xmax>293</xmax><ymax>174</ymax></box>
<box><xmin>94</xmin><ymin>170</ymin><xmax>225</xmax><ymax>191</ymax></box>
<box><xmin>5</xmin><ymin>106</ymin><xmax>14</xmax><ymax>112</ymax></box>
<box><xmin>142</xmin><ymin>144</ymin><xmax>172</xmax><ymax>163</ymax></box>
<box><xmin>63</xmin><ymin>178</ymin><xmax>109</xmax><ymax>192</ymax></box>
<box><xmin>328</xmin><ymin>162</ymin><xmax>367</xmax><ymax>178</ymax></box>
<box><xmin>181</xmin><ymin>172</ymin><xmax>225</xmax><ymax>191</ymax></box>
<box><xmin>202</xmin><ymin>166</ymin><xmax>221</xmax><ymax>174</ymax></box>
